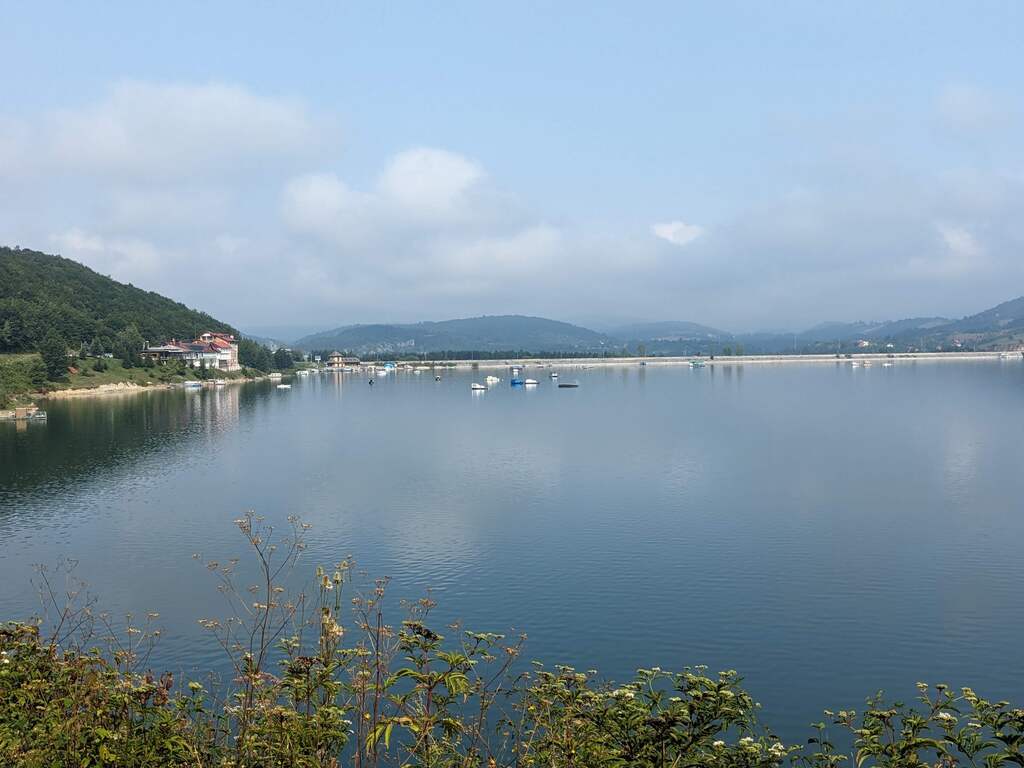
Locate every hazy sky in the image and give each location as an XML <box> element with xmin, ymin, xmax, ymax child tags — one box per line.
<box><xmin>2</xmin><ymin>2</ymin><xmax>1022</xmax><ymax>332</ymax></box>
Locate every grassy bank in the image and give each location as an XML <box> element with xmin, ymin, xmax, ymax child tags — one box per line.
<box><xmin>0</xmin><ymin>354</ymin><xmax>45</xmax><ymax>408</ymax></box>
<box><xmin>3</xmin><ymin>516</ymin><xmax>1023</xmax><ymax>767</ymax></box>
<box><xmin>1</xmin><ymin>353</ymin><xmax>254</xmax><ymax>407</ymax></box>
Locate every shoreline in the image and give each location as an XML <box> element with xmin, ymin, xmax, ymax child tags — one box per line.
<box><xmin>383</xmin><ymin>350</ymin><xmax>1022</xmax><ymax>370</ymax></box>
<box><xmin>12</xmin><ymin>351</ymin><xmax>1019</xmax><ymax>406</ymax></box>
<box><xmin>36</xmin><ymin>374</ymin><xmax>262</xmax><ymax>401</ymax></box>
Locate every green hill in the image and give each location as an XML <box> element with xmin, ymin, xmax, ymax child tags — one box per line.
<box><xmin>295</xmin><ymin>315</ymin><xmax>617</xmax><ymax>355</ymax></box>
<box><xmin>0</xmin><ymin>246</ymin><xmax>237</xmax><ymax>353</ymax></box>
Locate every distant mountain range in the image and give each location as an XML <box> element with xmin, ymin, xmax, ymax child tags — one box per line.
<box><xmin>292</xmin><ymin>297</ymin><xmax>1024</xmax><ymax>356</ymax></box>
<box><xmin>5</xmin><ymin>246</ymin><xmax>1022</xmax><ymax>358</ymax></box>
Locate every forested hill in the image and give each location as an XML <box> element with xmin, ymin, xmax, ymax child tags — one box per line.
<box><xmin>0</xmin><ymin>246</ymin><xmax>237</xmax><ymax>352</ymax></box>
<box><xmin>294</xmin><ymin>315</ymin><xmax>617</xmax><ymax>355</ymax></box>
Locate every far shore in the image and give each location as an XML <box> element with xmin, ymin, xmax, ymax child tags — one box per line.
<box><xmin>381</xmin><ymin>349</ymin><xmax>1022</xmax><ymax>370</ymax></box>
<box><xmin>15</xmin><ymin>350</ymin><xmax>1019</xmax><ymax>406</ymax></box>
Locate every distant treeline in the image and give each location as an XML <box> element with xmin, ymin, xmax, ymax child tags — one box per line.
<box><xmin>312</xmin><ymin>349</ymin><xmax>649</xmax><ymax>362</ymax></box>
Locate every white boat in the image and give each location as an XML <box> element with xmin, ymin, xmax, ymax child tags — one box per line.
<box><xmin>862</xmin><ymin>361</ymin><xmax>872</xmax><ymax>367</ymax></box>
<box><xmin>882</xmin><ymin>362</ymin><xmax>894</xmax><ymax>368</ymax></box>
<box><xmin>268</xmin><ymin>372</ymin><xmax>283</xmax><ymax>380</ymax></box>
<box><xmin>183</xmin><ymin>380</ymin><xmax>202</xmax><ymax>388</ymax></box>
<box><xmin>296</xmin><ymin>369</ymin><xmax>310</xmax><ymax>376</ymax></box>
<box><xmin>470</xmin><ymin>383</ymin><xmax>487</xmax><ymax>391</ymax></box>
<box><xmin>850</xmin><ymin>361</ymin><xmax>861</xmax><ymax>368</ymax></box>
<box><xmin>511</xmin><ymin>366</ymin><xmax>521</xmax><ymax>375</ymax></box>
<box><xmin>413</xmin><ymin>369</ymin><xmax>423</xmax><ymax>374</ymax></box>
<box><xmin>276</xmin><ymin>383</ymin><xmax>291</xmax><ymax>389</ymax></box>
<box><xmin>215</xmin><ymin>379</ymin><xmax>226</xmax><ymax>387</ymax></box>
<box><xmin>523</xmin><ymin>378</ymin><xmax>538</xmax><ymax>386</ymax></box>
<box><xmin>485</xmin><ymin>375</ymin><xmax>500</xmax><ymax>384</ymax></box>
<box><xmin>550</xmin><ymin>372</ymin><xmax>559</xmax><ymax>378</ymax></box>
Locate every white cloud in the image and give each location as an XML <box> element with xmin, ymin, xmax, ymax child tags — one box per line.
<box><xmin>903</xmin><ymin>222</ymin><xmax>987</xmax><ymax>278</ymax></box>
<box><xmin>6</xmin><ymin>81</ymin><xmax>321</xmax><ymax>182</ymax></box>
<box><xmin>3</xmin><ymin>79</ymin><xmax>1024</xmax><ymax>330</ymax></box>
<box><xmin>50</xmin><ymin>228</ymin><xmax>164</xmax><ymax>284</ymax></box>
<box><xmin>652</xmin><ymin>220</ymin><xmax>704</xmax><ymax>247</ymax></box>
<box><xmin>937</xmin><ymin>223</ymin><xmax>983</xmax><ymax>260</ymax></box>
<box><xmin>378</xmin><ymin>148</ymin><xmax>484</xmax><ymax>221</ymax></box>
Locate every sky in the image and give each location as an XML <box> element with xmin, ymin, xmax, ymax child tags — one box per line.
<box><xmin>1</xmin><ymin>2</ymin><xmax>1022</xmax><ymax>334</ymax></box>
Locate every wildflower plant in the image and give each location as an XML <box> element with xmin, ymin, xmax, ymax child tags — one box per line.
<box><xmin>3</xmin><ymin>516</ymin><xmax>1024</xmax><ymax>767</ymax></box>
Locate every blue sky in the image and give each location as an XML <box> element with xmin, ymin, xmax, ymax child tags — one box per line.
<box><xmin>2</xmin><ymin>2</ymin><xmax>1022</xmax><ymax>332</ymax></box>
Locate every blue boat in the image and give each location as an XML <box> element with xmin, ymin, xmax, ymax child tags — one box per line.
<box><xmin>510</xmin><ymin>378</ymin><xmax>525</xmax><ymax>386</ymax></box>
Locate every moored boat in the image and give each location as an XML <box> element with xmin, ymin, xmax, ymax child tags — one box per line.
<box><xmin>558</xmin><ymin>381</ymin><xmax>580</xmax><ymax>388</ymax></box>
<box><xmin>470</xmin><ymin>383</ymin><xmax>487</xmax><ymax>391</ymax></box>
<box><xmin>276</xmin><ymin>383</ymin><xmax>291</xmax><ymax>389</ymax></box>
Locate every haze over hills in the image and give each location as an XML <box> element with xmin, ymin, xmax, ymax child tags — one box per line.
<box><xmin>3</xmin><ymin>248</ymin><xmax>1022</xmax><ymax>358</ymax></box>
<box><xmin>293</xmin><ymin>296</ymin><xmax>1024</xmax><ymax>356</ymax></box>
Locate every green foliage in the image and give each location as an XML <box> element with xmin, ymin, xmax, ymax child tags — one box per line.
<box><xmin>238</xmin><ymin>338</ymin><xmax>274</xmax><ymax>372</ymax></box>
<box><xmin>5</xmin><ymin>519</ymin><xmax>1024</xmax><ymax>767</ymax></box>
<box><xmin>0</xmin><ymin>354</ymin><xmax>47</xmax><ymax>401</ymax></box>
<box><xmin>273</xmin><ymin>347</ymin><xmax>294</xmax><ymax>370</ymax></box>
<box><xmin>114</xmin><ymin>325</ymin><xmax>145</xmax><ymax>368</ymax></box>
<box><xmin>38</xmin><ymin>331</ymin><xmax>69</xmax><ymax>380</ymax></box>
<box><xmin>0</xmin><ymin>246</ymin><xmax>236</xmax><ymax>354</ymax></box>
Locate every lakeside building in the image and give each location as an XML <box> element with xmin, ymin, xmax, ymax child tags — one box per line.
<box><xmin>143</xmin><ymin>332</ymin><xmax>241</xmax><ymax>371</ymax></box>
<box><xmin>326</xmin><ymin>351</ymin><xmax>361</xmax><ymax>368</ymax></box>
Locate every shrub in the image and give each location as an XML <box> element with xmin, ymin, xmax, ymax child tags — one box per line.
<box><xmin>4</xmin><ymin>519</ymin><xmax>1024</xmax><ymax>767</ymax></box>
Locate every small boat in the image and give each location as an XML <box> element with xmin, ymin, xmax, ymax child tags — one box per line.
<box><xmin>485</xmin><ymin>375</ymin><xmax>500</xmax><ymax>384</ymax></box>
<box><xmin>882</xmin><ymin>362</ymin><xmax>894</xmax><ymax>368</ymax></box>
<box><xmin>850</xmin><ymin>362</ymin><xmax>861</xmax><ymax>368</ymax></box>
<box><xmin>689</xmin><ymin>360</ymin><xmax>706</xmax><ymax>369</ymax></box>
<box><xmin>435</xmin><ymin>375</ymin><xmax>442</xmax><ymax>381</ymax></box>
<box><xmin>276</xmin><ymin>383</ymin><xmax>291</xmax><ymax>389</ymax></box>
<box><xmin>558</xmin><ymin>381</ymin><xmax>580</xmax><ymax>388</ymax></box>
<box><xmin>215</xmin><ymin>379</ymin><xmax>226</xmax><ymax>387</ymax></box>
<box><xmin>183</xmin><ymin>380</ymin><xmax>202</xmax><ymax>388</ymax></box>
<box><xmin>470</xmin><ymin>383</ymin><xmax>487</xmax><ymax>391</ymax></box>
<box><xmin>550</xmin><ymin>372</ymin><xmax>559</xmax><ymax>378</ymax></box>
<box><xmin>268</xmin><ymin>372</ymin><xmax>283</xmax><ymax>380</ymax></box>
<box><xmin>862</xmin><ymin>361</ymin><xmax>873</xmax><ymax>367</ymax></box>
<box><xmin>296</xmin><ymin>369</ymin><xmax>310</xmax><ymax>376</ymax></box>
<box><xmin>510</xmin><ymin>378</ymin><xmax>525</xmax><ymax>386</ymax></box>
<box><xmin>413</xmin><ymin>369</ymin><xmax>423</xmax><ymax>375</ymax></box>
<box><xmin>524</xmin><ymin>378</ymin><xmax>538</xmax><ymax>386</ymax></box>
<box><xmin>511</xmin><ymin>366</ymin><xmax>521</xmax><ymax>375</ymax></box>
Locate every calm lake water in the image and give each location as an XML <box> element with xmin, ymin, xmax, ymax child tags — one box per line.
<box><xmin>3</xmin><ymin>360</ymin><xmax>1024</xmax><ymax>740</ymax></box>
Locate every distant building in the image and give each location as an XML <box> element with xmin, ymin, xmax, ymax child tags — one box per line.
<box><xmin>326</xmin><ymin>351</ymin><xmax>360</xmax><ymax>368</ymax></box>
<box><xmin>143</xmin><ymin>332</ymin><xmax>241</xmax><ymax>371</ymax></box>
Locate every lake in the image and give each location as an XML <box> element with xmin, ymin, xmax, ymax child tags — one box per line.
<box><xmin>2</xmin><ymin>359</ymin><xmax>1024</xmax><ymax>742</ymax></box>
